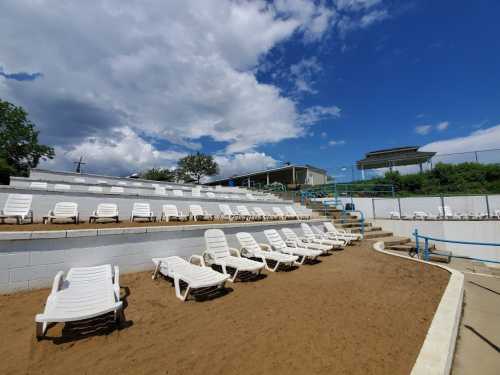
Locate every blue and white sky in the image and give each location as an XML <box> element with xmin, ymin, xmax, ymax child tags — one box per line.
<box><xmin>1</xmin><ymin>0</ymin><xmax>499</xmax><ymax>180</ymax></box>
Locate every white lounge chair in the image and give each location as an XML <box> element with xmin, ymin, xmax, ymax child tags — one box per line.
<box><xmin>173</xmin><ymin>189</ymin><xmax>183</xmax><ymax>197</ymax></box>
<box><xmin>323</xmin><ymin>222</ymin><xmax>362</xmax><ymax>241</ymax></box>
<box><xmin>88</xmin><ymin>186</ymin><xmax>104</xmax><ymax>193</ymax></box>
<box><xmin>264</xmin><ymin>229</ymin><xmax>321</xmax><ymax>264</ymax></box>
<box><xmin>252</xmin><ymin>207</ymin><xmax>268</xmax><ymax>221</ymax></box>
<box><xmin>30</xmin><ymin>181</ymin><xmax>48</xmax><ymax>190</ymax></box>
<box><xmin>281</xmin><ymin>227</ymin><xmax>331</xmax><ymax>254</ymax></box>
<box><xmin>190</xmin><ymin>204</ymin><xmax>213</xmax><ymax>221</ymax></box>
<box><xmin>237</xmin><ymin>205</ymin><xmax>254</xmax><ymax>221</ymax></box>
<box><xmin>438</xmin><ymin>206</ymin><xmax>463</xmax><ymax>220</ymax></box>
<box><xmin>492</xmin><ymin>210</ymin><xmax>500</xmax><ymax>219</ymax></box>
<box><xmin>97</xmin><ymin>180</ymin><xmax>108</xmax><ymax>184</ymax></box>
<box><xmin>246</xmin><ymin>193</ymin><xmax>256</xmax><ymax>200</ymax></box>
<box><xmin>89</xmin><ymin>203</ymin><xmax>119</xmax><ymax>223</ymax></box>
<box><xmin>152</xmin><ymin>256</ymin><xmax>229</xmax><ymax>301</ymax></box>
<box><xmin>203</xmin><ymin>229</ymin><xmax>264</xmax><ymax>282</ymax></box>
<box><xmin>110</xmin><ymin>186</ymin><xmax>124</xmax><ymax>194</ymax></box>
<box><xmin>154</xmin><ymin>186</ymin><xmax>167</xmax><ymax>195</ymax></box>
<box><xmin>206</xmin><ymin>192</ymin><xmax>216</xmax><ymax>199</ymax></box>
<box><xmin>132</xmin><ymin>182</ymin><xmax>143</xmax><ymax>187</ymax></box>
<box><xmin>219</xmin><ymin>204</ymin><xmax>239</xmax><ymax>221</ymax></box>
<box><xmin>74</xmin><ymin>177</ymin><xmax>85</xmax><ymax>183</ymax></box>
<box><xmin>117</xmin><ymin>181</ymin><xmax>127</xmax><ymax>186</ymax></box>
<box><xmin>161</xmin><ymin>204</ymin><xmax>188</xmax><ymax>222</ymax></box>
<box><xmin>0</xmin><ymin>194</ymin><xmax>33</xmax><ymax>224</ymax></box>
<box><xmin>272</xmin><ymin>207</ymin><xmax>286</xmax><ymax>220</ymax></box>
<box><xmin>301</xmin><ymin>223</ymin><xmax>345</xmax><ymax>248</ymax></box>
<box><xmin>35</xmin><ymin>264</ymin><xmax>124</xmax><ymax>339</ymax></box>
<box><xmin>284</xmin><ymin>206</ymin><xmax>299</xmax><ymax>220</ymax></box>
<box><xmin>191</xmin><ymin>188</ymin><xmax>201</xmax><ymax>198</ymax></box>
<box><xmin>389</xmin><ymin>211</ymin><xmax>401</xmax><ymax>219</ymax></box>
<box><xmin>43</xmin><ymin>202</ymin><xmax>79</xmax><ymax>224</ymax></box>
<box><xmin>131</xmin><ymin>202</ymin><xmax>156</xmax><ymax>222</ymax></box>
<box><xmin>236</xmin><ymin>232</ymin><xmax>298</xmax><ymax>272</ymax></box>
<box><xmin>54</xmin><ymin>184</ymin><xmax>71</xmax><ymax>191</ymax></box>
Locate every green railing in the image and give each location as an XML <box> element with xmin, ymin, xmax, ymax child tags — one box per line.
<box><xmin>298</xmin><ymin>183</ymin><xmax>396</xmax><ymax>205</ymax></box>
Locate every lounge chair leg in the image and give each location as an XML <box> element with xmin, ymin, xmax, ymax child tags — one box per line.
<box><xmin>36</xmin><ymin>322</ymin><xmax>45</xmax><ymax>339</ymax></box>
<box><xmin>272</xmin><ymin>261</ymin><xmax>280</xmax><ymax>272</ymax></box>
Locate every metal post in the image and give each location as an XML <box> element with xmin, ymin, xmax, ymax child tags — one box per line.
<box><xmin>440</xmin><ymin>195</ymin><xmax>445</xmax><ymax>219</ymax></box>
<box><xmin>475</xmin><ymin>151</ymin><xmax>479</xmax><ymax>162</ymax></box>
<box><xmin>391</xmin><ymin>185</ymin><xmax>395</xmax><ymax>198</ymax></box>
<box><xmin>361</xmin><ymin>167</ymin><xmax>365</xmax><ymax>181</ymax></box>
<box><xmin>397</xmin><ymin>197</ymin><xmax>402</xmax><ymax>218</ymax></box>
<box><xmin>414</xmin><ymin>229</ymin><xmax>419</xmax><ymax>257</ymax></box>
<box><xmin>485</xmin><ymin>194</ymin><xmax>491</xmax><ymax>218</ymax></box>
<box><xmin>372</xmin><ymin>198</ymin><xmax>376</xmax><ymax>219</ymax></box>
<box><xmin>266</xmin><ymin>172</ymin><xmax>270</xmax><ymax>185</ymax></box>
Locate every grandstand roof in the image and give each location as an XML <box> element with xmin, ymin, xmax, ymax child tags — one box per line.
<box><xmin>356</xmin><ymin>146</ymin><xmax>436</xmax><ymax>170</ymax></box>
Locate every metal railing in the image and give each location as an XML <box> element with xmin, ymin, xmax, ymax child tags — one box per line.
<box><xmin>413</xmin><ymin>229</ymin><xmax>500</xmax><ymax>264</ymax></box>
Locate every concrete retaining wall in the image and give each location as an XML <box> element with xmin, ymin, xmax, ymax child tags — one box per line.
<box><xmin>0</xmin><ymin>219</ymin><xmax>325</xmax><ymax>294</ymax></box>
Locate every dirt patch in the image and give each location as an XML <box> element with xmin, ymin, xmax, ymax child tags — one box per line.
<box><xmin>0</xmin><ymin>242</ymin><xmax>449</xmax><ymax>375</ymax></box>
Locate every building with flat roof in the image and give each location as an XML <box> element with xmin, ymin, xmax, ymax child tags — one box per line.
<box><xmin>207</xmin><ymin>164</ymin><xmax>328</xmax><ymax>188</ymax></box>
<box><xmin>356</xmin><ymin>146</ymin><xmax>436</xmax><ymax>176</ymax></box>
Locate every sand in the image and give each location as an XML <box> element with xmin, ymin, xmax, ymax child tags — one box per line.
<box><xmin>0</xmin><ymin>241</ymin><xmax>449</xmax><ymax>375</ymax></box>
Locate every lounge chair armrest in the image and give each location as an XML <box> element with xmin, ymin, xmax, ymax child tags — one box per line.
<box><xmin>258</xmin><ymin>243</ymin><xmax>272</xmax><ymax>251</ymax></box>
<box><xmin>113</xmin><ymin>266</ymin><xmax>120</xmax><ymax>300</ymax></box>
<box><xmin>285</xmin><ymin>239</ymin><xmax>297</xmax><ymax>248</ymax></box>
<box><xmin>229</xmin><ymin>247</ymin><xmax>241</xmax><ymax>257</ymax></box>
<box><xmin>50</xmin><ymin>271</ymin><xmax>65</xmax><ymax>294</ymax></box>
<box><xmin>189</xmin><ymin>254</ymin><xmax>206</xmax><ymax>267</ymax></box>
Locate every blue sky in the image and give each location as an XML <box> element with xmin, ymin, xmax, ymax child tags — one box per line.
<box><xmin>1</xmin><ymin>1</ymin><xmax>499</xmax><ymax>180</ymax></box>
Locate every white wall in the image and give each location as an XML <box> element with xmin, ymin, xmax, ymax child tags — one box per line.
<box><xmin>0</xmin><ymin>219</ymin><xmax>326</xmax><ymax>293</ymax></box>
<box><xmin>374</xmin><ymin>219</ymin><xmax>500</xmax><ymax>263</ymax></box>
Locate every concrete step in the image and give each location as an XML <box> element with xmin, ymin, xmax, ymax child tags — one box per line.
<box><xmin>376</xmin><ymin>236</ymin><xmax>411</xmax><ymax>246</ymax></box>
<box><xmin>364</xmin><ymin>230</ymin><xmax>394</xmax><ymax>239</ymax></box>
<box><xmin>338</xmin><ymin>222</ymin><xmax>372</xmax><ymax>228</ymax></box>
<box><xmin>352</xmin><ymin>226</ymin><xmax>382</xmax><ymax>233</ymax></box>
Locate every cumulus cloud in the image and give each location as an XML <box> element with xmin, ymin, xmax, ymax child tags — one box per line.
<box><xmin>289</xmin><ymin>57</ymin><xmax>322</xmax><ymax>94</ymax></box>
<box><xmin>1</xmin><ymin>0</ymin><xmax>390</xmax><ymax>176</ymax></box>
<box><xmin>421</xmin><ymin>124</ymin><xmax>500</xmax><ymax>155</ymax></box>
<box><xmin>415</xmin><ymin>125</ymin><xmax>432</xmax><ymax>135</ymax></box>
<box><xmin>328</xmin><ymin>139</ymin><xmax>346</xmax><ymax>146</ymax></box>
<box><xmin>436</xmin><ymin>121</ymin><xmax>449</xmax><ymax>131</ymax></box>
<box><xmin>212</xmin><ymin>152</ymin><xmax>279</xmax><ymax>180</ymax></box>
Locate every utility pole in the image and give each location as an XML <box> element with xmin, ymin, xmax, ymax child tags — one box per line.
<box><xmin>73</xmin><ymin>156</ymin><xmax>86</xmax><ymax>173</ymax></box>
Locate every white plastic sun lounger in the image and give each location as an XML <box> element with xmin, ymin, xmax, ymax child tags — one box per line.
<box><xmin>155</xmin><ymin>186</ymin><xmax>167</xmax><ymax>195</ymax></box>
<box><xmin>35</xmin><ymin>264</ymin><xmax>123</xmax><ymax>339</ymax></box>
<box><xmin>30</xmin><ymin>181</ymin><xmax>48</xmax><ymax>190</ymax></box>
<box><xmin>301</xmin><ymin>223</ymin><xmax>345</xmax><ymax>249</ymax></box>
<box><xmin>236</xmin><ymin>205</ymin><xmax>254</xmax><ymax>221</ymax></box>
<box><xmin>191</xmin><ymin>188</ymin><xmax>202</xmax><ymax>198</ymax></box>
<box><xmin>272</xmin><ymin>207</ymin><xmax>286</xmax><ymax>220</ymax></box>
<box><xmin>252</xmin><ymin>207</ymin><xmax>268</xmax><ymax>221</ymax></box>
<box><xmin>89</xmin><ymin>203</ymin><xmax>119</xmax><ymax>223</ymax></box>
<box><xmin>203</xmin><ymin>229</ymin><xmax>264</xmax><ymax>282</ymax></box>
<box><xmin>152</xmin><ymin>256</ymin><xmax>229</xmax><ymax>301</ymax></box>
<box><xmin>131</xmin><ymin>202</ymin><xmax>156</xmax><ymax>222</ymax></box>
<box><xmin>438</xmin><ymin>206</ymin><xmax>464</xmax><ymax>220</ymax></box>
<box><xmin>173</xmin><ymin>189</ymin><xmax>183</xmax><ymax>197</ymax></box>
<box><xmin>236</xmin><ymin>232</ymin><xmax>298</xmax><ymax>271</ymax></box>
<box><xmin>43</xmin><ymin>202</ymin><xmax>79</xmax><ymax>224</ymax></box>
<box><xmin>284</xmin><ymin>206</ymin><xmax>299</xmax><ymax>220</ymax></box>
<box><xmin>190</xmin><ymin>204</ymin><xmax>213</xmax><ymax>221</ymax></box>
<box><xmin>324</xmin><ymin>222</ymin><xmax>362</xmax><ymax>241</ymax></box>
<box><xmin>0</xmin><ymin>194</ymin><xmax>33</xmax><ymax>224</ymax></box>
<box><xmin>264</xmin><ymin>229</ymin><xmax>321</xmax><ymax>264</ymax></box>
<box><xmin>281</xmin><ymin>227</ymin><xmax>331</xmax><ymax>254</ymax></box>
<box><xmin>88</xmin><ymin>186</ymin><xmax>104</xmax><ymax>193</ymax></box>
<box><xmin>54</xmin><ymin>184</ymin><xmax>71</xmax><ymax>191</ymax></box>
<box><xmin>161</xmin><ymin>204</ymin><xmax>188</xmax><ymax>222</ymax></box>
<box><xmin>110</xmin><ymin>186</ymin><xmax>124</xmax><ymax>194</ymax></box>
<box><xmin>206</xmin><ymin>192</ymin><xmax>216</xmax><ymax>198</ymax></box>
<box><xmin>219</xmin><ymin>204</ymin><xmax>239</xmax><ymax>221</ymax></box>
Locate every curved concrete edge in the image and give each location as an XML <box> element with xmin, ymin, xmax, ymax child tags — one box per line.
<box><xmin>372</xmin><ymin>241</ymin><xmax>464</xmax><ymax>375</ymax></box>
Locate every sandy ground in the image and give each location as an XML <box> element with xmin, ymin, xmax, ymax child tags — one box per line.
<box><xmin>0</xmin><ymin>241</ymin><xmax>449</xmax><ymax>375</ymax></box>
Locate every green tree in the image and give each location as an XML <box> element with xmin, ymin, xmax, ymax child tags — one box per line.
<box><xmin>0</xmin><ymin>99</ymin><xmax>54</xmax><ymax>182</ymax></box>
<box><xmin>177</xmin><ymin>152</ymin><xmax>219</xmax><ymax>184</ymax></box>
<box><xmin>140</xmin><ymin>167</ymin><xmax>176</xmax><ymax>182</ymax></box>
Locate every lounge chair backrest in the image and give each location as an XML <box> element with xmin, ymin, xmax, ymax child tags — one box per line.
<box><xmin>246</xmin><ymin>193</ymin><xmax>255</xmax><ymax>200</ymax></box>
<box><xmin>253</xmin><ymin>207</ymin><xmax>266</xmax><ymax>216</ymax></box>
<box><xmin>237</xmin><ymin>205</ymin><xmax>251</xmax><ymax>216</ymax></box>
<box><xmin>236</xmin><ymin>232</ymin><xmax>261</xmax><ymax>254</ymax></box>
<box><xmin>438</xmin><ymin>206</ymin><xmax>444</xmax><ymax>216</ymax></box>
<box><xmin>206</xmin><ymin>192</ymin><xmax>216</xmax><ymax>198</ymax></box>
<box><xmin>88</xmin><ymin>186</ymin><xmax>103</xmax><ymax>193</ymax></box>
<box><xmin>110</xmin><ymin>186</ymin><xmax>124</xmax><ymax>193</ymax></box>
<box><xmin>285</xmin><ymin>206</ymin><xmax>297</xmax><ymax>216</ymax></box>
<box><xmin>191</xmin><ymin>188</ymin><xmax>201</xmax><ymax>197</ymax></box>
<box><xmin>443</xmin><ymin>206</ymin><xmax>453</xmax><ymax>216</ymax></box>
<box><xmin>323</xmin><ymin>222</ymin><xmax>336</xmax><ymax>233</ymax></box>
<box><xmin>173</xmin><ymin>190</ymin><xmax>183</xmax><ymax>197</ymax></box>
<box><xmin>117</xmin><ymin>181</ymin><xmax>127</xmax><ymax>186</ymax></box>
<box><xmin>53</xmin><ymin>202</ymin><xmax>78</xmax><ymax>217</ymax></box>
<box><xmin>273</xmin><ymin>207</ymin><xmax>284</xmax><ymax>216</ymax></box>
<box><xmin>190</xmin><ymin>204</ymin><xmax>204</xmax><ymax>216</ymax></box>
<box><xmin>74</xmin><ymin>177</ymin><xmax>85</xmax><ymax>183</ymax></box>
<box><xmin>97</xmin><ymin>180</ymin><xmax>108</xmax><ymax>184</ymax></box>
<box><xmin>300</xmin><ymin>223</ymin><xmax>315</xmax><ymax>239</ymax></box>
<box><xmin>132</xmin><ymin>202</ymin><xmax>151</xmax><ymax>216</ymax></box>
<box><xmin>264</xmin><ymin>229</ymin><xmax>287</xmax><ymax>250</ymax></box>
<box><xmin>281</xmin><ymin>228</ymin><xmax>299</xmax><ymax>242</ymax></box>
<box><xmin>3</xmin><ymin>194</ymin><xmax>33</xmax><ymax>216</ymax></box>
<box><xmin>96</xmin><ymin>203</ymin><xmax>118</xmax><ymax>217</ymax></box>
<box><xmin>219</xmin><ymin>204</ymin><xmax>233</xmax><ymax>216</ymax></box>
<box><xmin>132</xmin><ymin>182</ymin><xmax>142</xmax><ymax>187</ymax></box>
<box><xmin>30</xmin><ymin>182</ymin><xmax>47</xmax><ymax>189</ymax></box>
<box><xmin>155</xmin><ymin>186</ymin><xmax>167</xmax><ymax>195</ymax></box>
<box><xmin>163</xmin><ymin>204</ymin><xmax>179</xmax><ymax>217</ymax></box>
<box><xmin>205</xmin><ymin>229</ymin><xmax>231</xmax><ymax>259</ymax></box>
<box><xmin>54</xmin><ymin>184</ymin><xmax>71</xmax><ymax>191</ymax></box>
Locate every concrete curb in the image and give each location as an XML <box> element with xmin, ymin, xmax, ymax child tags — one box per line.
<box><xmin>372</xmin><ymin>241</ymin><xmax>464</xmax><ymax>375</ymax></box>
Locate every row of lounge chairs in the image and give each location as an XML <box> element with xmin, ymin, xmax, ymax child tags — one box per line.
<box><xmin>389</xmin><ymin>205</ymin><xmax>500</xmax><ymax>220</ymax></box>
<box><xmin>35</xmin><ymin>222</ymin><xmax>361</xmax><ymax>338</ymax></box>
<box><xmin>0</xmin><ymin>194</ymin><xmax>310</xmax><ymax>224</ymax></box>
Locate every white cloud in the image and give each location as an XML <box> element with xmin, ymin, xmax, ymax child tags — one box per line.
<box><xmin>421</xmin><ymin>124</ymin><xmax>500</xmax><ymax>155</ymax></box>
<box><xmin>298</xmin><ymin>105</ymin><xmax>342</xmax><ymax>126</ymax></box>
<box><xmin>289</xmin><ymin>57</ymin><xmax>322</xmax><ymax>94</ymax></box>
<box><xmin>335</xmin><ymin>0</ymin><xmax>382</xmax><ymax>11</ymax></box>
<box><xmin>436</xmin><ymin>121</ymin><xmax>449</xmax><ymax>131</ymax></box>
<box><xmin>328</xmin><ymin>139</ymin><xmax>346</xmax><ymax>146</ymax></box>
<box><xmin>320</xmin><ymin>131</ymin><xmax>328</xmax><ymax>138</ymax></box>
<box><xmin>415</xmin><ymin>125</ymin><xmax>432</xmax><ymax>135</ymax></box>
<box><xmin>359</xmin><ymin>9</ymin><xmax>389</xmax><ymax>28</ymax></box>
<box><xmin>212</xmin><ymin>152</ymin><xmax>279</xmax><ymax>180</ymax></box>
